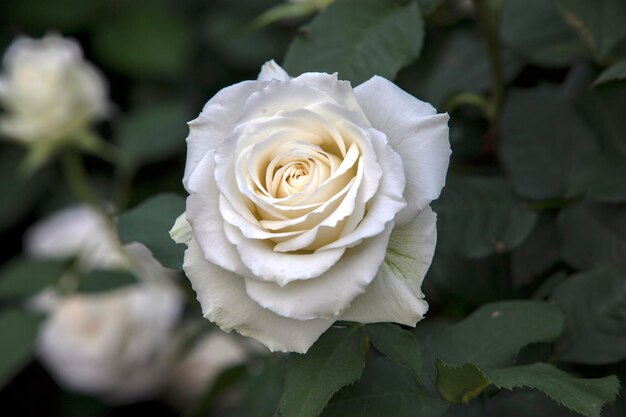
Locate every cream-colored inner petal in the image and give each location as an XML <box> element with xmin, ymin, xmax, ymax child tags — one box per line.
<box><xmin>226</xmin><ymin>105</ymin><xmax>382</xmax><ymax>254</ymax></box>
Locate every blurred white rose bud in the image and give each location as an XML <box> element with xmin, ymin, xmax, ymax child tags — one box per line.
<box><xmin>25</xmin><ymin>205</ymin><xmax>184</xmax><ymax>403</ymax></box>
<box><xmin>25</xmin><ymin>205</ymin><xmax>122</xmax><ymax>270</ymax></box>
<box><xmin>0</xmin><ymin>34</ymin><xmax>108</xmax><ymax>145</ymax></box>
<box><xmin>38</xmin><ymin>283</ymin><xmax>183</xmax><ymax>403</ymax></box>
<box><xmin>167</xmin><ymin>331</ymin><xmax>249</xmax><ymax>408</ymax></box>
<box><xmin>25</xmin><ymin>205</ymin><xmax>176</xmax><ymax>283</ymax></box>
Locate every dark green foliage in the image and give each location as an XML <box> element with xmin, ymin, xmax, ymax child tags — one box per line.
<box><xmin>117</xmin><ymin>193</ymin><xmax>186</xmax><ymax>270</ymax></box>
<box><xmin>284</xmin><ymin>0</ymin><xmax>424</xmax><ymax>85</ymax></box>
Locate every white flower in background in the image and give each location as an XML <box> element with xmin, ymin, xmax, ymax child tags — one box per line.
<box><xmin>167</xmin><ymin>331</ymin><xmax>249</xmax><ymax>407</ymax></box>
<box><xmin>0</xmin><ymin>34</ymin><xmax>108</xmax><ymax>144</ymax></box>
<box><xmin>25</xmin><ymin>205</ymin><xmax>176</xmax><ymax>282</ymax></box>
<box><xmin>26</xmin><ymin>206</ymin><xmax>183</xmax><ymax>403</ymax></box>
<box><xmin>25</xmin><ymin>205</ymin><xmax>121</xmax><ymax>270</ymax></box>
<box><xmin>172</xmin><ymin>61</ymin><xmax>450</xmax><ymax>353</ymax></box>
<box><xmin>38</xmin><ymin>284</ymin><xmax>182</xmax><ymax>403</ymax></box>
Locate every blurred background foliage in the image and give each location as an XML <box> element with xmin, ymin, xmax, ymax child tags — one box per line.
<box><xmin>0</xmin><ymin>0</ymin><xmax>625</xmax><ymax>416</ymax></box>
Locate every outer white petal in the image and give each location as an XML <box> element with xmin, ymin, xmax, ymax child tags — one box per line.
<box><xmin>243</xmin><ymin>223</ymin><xmax>394</xmax><ymax>320</ymax></box>
<box><xmin>183</xmin><ymin>237</ymin><xmax>333</xmax><ymax>353</ymax></box>
<box><xmin>291</xmin><ymin>72</ymin><xmax>368</xmax><ymax>121</ymax></box>
<box><xmin>340</xmin><ymin>206</ymin><xmax>437</xmax><ymax>325</ymax></box>
<box><xmin>355</xmin><ymin>76</ymin><xmax>451</xmax><ymax>225</ymax></box>
<box><xmin>169</xmin><ymin>213</ymin><xmax>193</xmax><ymax>245</ymax></box>
<box><xmin>186</xmin><ymin>152</ymin><xmax>250</xmax><ymax>277</ymax></box>
<box><xmin>257</xmin><ymin>60</ymin><xmax>291</xmax><ymax>81</ymax></box>
<box><xmin>183</xmin><ymin>80</ymin><xmax>268</xmax><ymax>190</ymax></box>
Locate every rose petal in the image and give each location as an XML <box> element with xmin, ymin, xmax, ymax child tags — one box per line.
<box><xmin>184</xmin><ymin>237</ymin><xmax>333</xmax><ymax>353</ymax></box>
<box><xmin>186</xmin><ymin>152</ymin><xmax>251</xmax><ymax>276</ymax></box>
<box><xmin>292</xmin><ymin>72</ymin><xmax>367</xmax><ymax>121</ymax></box>
<box><xmin>223</xmin><ymin>222</ymin><xmax>346</xmax><ymax>286</ymax></box>
<box><xmin>355</xmin><ymin>76</ymin><xmax>451</xmax><ymax>225</ymax></box>
<box><xmin>340</xmin><ymin>206</ymin><xmax>436</xmax><ymax>325</ymax></box>
<box><xmin>317</xmin><ymin>128</ymin><xmax>406</xmax><ymax>251</ymax></box>
<box><xmin>169</xmin><ymin>213</ymin><xmax>193</xmax><ymax>245</ymax></box>
<box><xmin>243</xmin><ymin>223</ymin><xmax>393</xmax><ymax>320</ymax></box>
<box><xmin>238</xmin><ymin>80</ymin><xmax>337</xmax><ymax>123</ymax></box>
<box><xmin>183</xmin><ymin>80</ymin><xmax>268</xmax><ymax>190</ymax></box>
<box><xmin>257</xmin><ymin>60</ymin><xmax>291</xmax><ymax>81</ymax></box>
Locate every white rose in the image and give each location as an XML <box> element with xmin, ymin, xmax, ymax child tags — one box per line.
<box><xmin>0</xmin><ymin>34</ymin><xmax>108</xmax><ymax>144</ymax></box>
<box><xmin>37</xmin><ymin>284</ymin><xmax>182</xmax><ymax>403</ymax></box>
<box><xmin>167</xmin><ymin>331</ymin><xmax>249</xmax><ymax>407</ymax></box>
<box><xmin>25</xmin><ymin>205</ymin><xmax>176</xmax><ymax>283</ymax></box>
<box><xmin>25</xmin><ymin>205</ymin><xmax>122</xmax><ymax>270</ymax></box>
<box><xmin>26</xmin><ymin>206</ymin><xmax>183</xmax><ymax>402</ymax></box>
<box><xmin>172</xmin><ymin>61</ymin><xmax>450</xmax><ymax>353</ymax></box>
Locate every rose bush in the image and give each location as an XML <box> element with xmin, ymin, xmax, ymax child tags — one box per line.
<box><xmin>172</xmin><ymin>60</ymin><xmax>450</xmax><ymax>353</ymax></box>
<box><xmin>0</xmin><ymin>34</ymin><xmax>108</xmax><ymax>144</ymax></box>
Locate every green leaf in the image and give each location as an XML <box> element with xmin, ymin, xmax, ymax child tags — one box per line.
<box><xmin>251</xmin><ymin>1</ymin><xmax>325</xmax><ymax>30</ymax></box>
<box><xmin>363</xmin><ymin>323</ymin><xmax>422</xmax><ymax>380</ymax></box>
<box><xmin>432</xmin><ymin>176</ymin><xmax>538</xmax><ymax>258</ymax></box>
<box><xmin>202</xmin><ymin>9</ymin><xmax>288</xmax><ymax>71</ymax></box>
<box><xmin>485</xmin><ymin>389</ymin><xmax>582</xmax><ymax>417</ymax></box>
<box><xmin>553</xmin><ymin>267</ymin><xmax>626</xmax><ymax>365</ymax></box>
<box><xmin>501</xmin><ymin>0</ymin><xmax>587</xmax><ymax>67</ymax></box>
<box><xmin>572</xmin><ymin>80</ymin><xmax>626</xmax><ymax>157</ymax></box>
<box><xmin>435</xmin><ymin>361</ymin><xmax>491</xmax><ymax>404</ymax></box>
<box><xmin>116</xmin><ymin>101</ymin><xmax>189</xmax><ymax>166</ymax></box>
<box><xmin>436</xmin><ymin>361</ymin><xmax>620</xmax><ymax>417</ymax></box>
<box><xmin>556</xmin><ymin>0</ymin><xmax>626</xmax><ymax>60</ymax></box>
<box><xmin>567</xmin><ymin>155</ymin><xmax>626</xmax><ymax>202</ymax></box>
<box><xmin>241</xmin><ymin>356</ymin><xmax>285</xmax><ymax>417</ymax></box>
<box><xmin>0</xmin><ymin>258</ymin><xmax>65</xmax><ymax>299</ymax></box>
<box><xmin>322</xmin><ymin>356</ymin><xmax>448</xmax><ymax>417</ymax></box>
<box><xmin>500</xmin><ymin>86</ymin><xmax>600</xmax><ymax>200</ymax></box>
<box><xmin>425</xmin><ymin>252</ymin><xmax>513</xmax><ymax>312</ymax></box>
<box><xmin>280</xmin><ymin>326</ymin><xmax>366</xmax><ymax>417</ymax></box>
<box><xmin>0</xmin><ymin>309</ymin><xmax>43</xmax><ymax>389</ymax></box>
<box><xmin>93</xmin><ymin>0</ymin><xmax>191</xmax><ymax>78</ymax></box>
<box><xmin>283</xmin><ymin>0</ymin><xmax>424</xmax><ymax>85</ymax></box>
<box><xmin>511</xmin><ymin>214</ymin><xmax>560</xmax><ymax>287</ymax></box>
<box><xmin>558</xmin><ymin>202</ymin><xmax>626</xmax><ymax>270</ymax></box>
<box><xmin>0</xmin><ymin>146</ymin><xmax>51</xmax><ymax>231</ymax></box>
<box><xmin>117</xmin><ymin>193</ymin><xmax>186</xmax><ymax>270</ymax></box>
<box><xmin>397</xmin><ymin>26</ymin><xmax>521</xmax><ymax>109</ymax></box>
<box><xmin>427</xmin><ymin>301</ymin><xmax>564</xmax><ymax>368</ymax></box>
<box><xmin>594</xmin><ymin>60</ymin><xmax>626</xmax><ymax>86</ymax></box>
<box><xmin>77</xmin><ymin>269</ymin><xmax>137</xmax><ymax>293</ymax></box>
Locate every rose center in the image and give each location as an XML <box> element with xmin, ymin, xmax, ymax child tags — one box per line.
<box><xmin>285</xmin><ymin>163</ymin><xmax>309</xmax><ymax>190</ymax></box>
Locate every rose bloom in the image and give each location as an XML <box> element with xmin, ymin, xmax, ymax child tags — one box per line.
<box><xmin>26</xmin><ymin>206</ymin><xmax>183</xmax><ymax>403</ymax></box>
<box><xmin>0</xmin><ymin>34</ymin><xmax>107</xmax><ymax>144</ymax></box>
<box><xmin>172</xmin><ymin>61</ymin><xmax>450</xmax><ymax>353</ymax></box>
<box><xmin>38</xmin><ymin>284</ymin><xmax>182</xmax><ymax>403</ymax></box>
